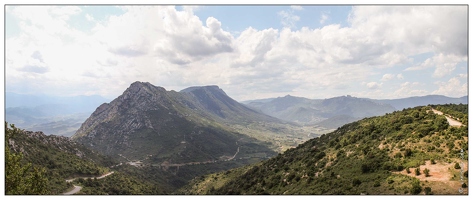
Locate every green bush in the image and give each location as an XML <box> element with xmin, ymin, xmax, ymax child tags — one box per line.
<box><xmin>423</xmin><ymin>168</ymin><xmax>430</xmax><ymax>177</ymax></box>
<box><xmin>454</xmin><ymin>163</ymin><xmax>461</xmax><ymax>169</ymax></box>
<box><xmin>373</xmin><ymin>181</ymin><xmax>381</xmax><ymax>187</ymax></box>
<box><xmin>415</xmin><ymin>168</ymin><xmax>421</xmax><ymax>176</ymax></box>
<box><xmin>352</xmin><ymin>178</ymin><xmax>361</xmax><ymax>186</ymax></box>
<box><xmin>424</xmin><ymin>187</ymin><xmax>433</xmax><ymax>195</ymax></box>
<box><xmin>410</xmin><ymin>179</ymin><xmax>422</xmax><ymax>195</ymax></box>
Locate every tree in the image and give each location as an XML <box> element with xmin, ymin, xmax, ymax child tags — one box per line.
<box><xmin>423</xmin><ymin>168</ymin><xmax>430</xmax><ymax>177</ymax></box>
<box><xmin>406</xmin><ymin>168</ymin><xmax>411</xmax><ymax>174</ymax></box>
<box><xmin>415</xmin><ymin>168</ymin><xmax>421</xmax><ymax>176</ymax></box>
<box><xmin>5</xmin><ymin>122</ymin><xmax>49</xmax><ymax>194</ymax></box>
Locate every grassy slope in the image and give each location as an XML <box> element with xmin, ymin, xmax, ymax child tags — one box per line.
<box><xmin>178</xmin><ymin>104</ymin><xmax>468</xmax><ymax>195</ymax></box>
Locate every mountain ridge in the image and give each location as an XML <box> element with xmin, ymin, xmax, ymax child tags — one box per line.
<box><xmin>243</xmin><ymin>94</ymin><xmax>467</xmax><ymax>129</ymax></box>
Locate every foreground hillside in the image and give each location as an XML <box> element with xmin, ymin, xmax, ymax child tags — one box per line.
<box><xmin>5</xmin><ymin>123</ymin><xmax>165</xmax><ymax>194</ymax></box>
<box><xmin>178</xmin><ymin>104</ymin><xmax>468</xmax><ymax>195</ymax></box>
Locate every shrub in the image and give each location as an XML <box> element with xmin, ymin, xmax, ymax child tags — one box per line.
<box><xmin>406</xmin><ymin>168</ymin><xmax>411</xmax><ymax>174</ymax></box>
<box><xmin>415</xmin><ymin>168</ymin><xmax>421</xmax><ymax>176</ymax></box>
<box><xmin>361</xmin><ymin>163</ymin><xmax>370</xmax><ymax>173</ymax></box>
<box><xmin>430</xmin><ymin>158</ymin><xmax>436</xmax><ymax>164</ymax></box>
<box><xmin>404</xmin><ymin>149</ymin><xmax>413</xmax><ymax>157</ymax></box>
<box><xmin>454</xmin><ymin>162</ymin><xmax>461</xmax><ymax>169</ymax></box>
<box><xmin>424</xmin><ymin>187</ymin><xmax>433</xmax><ymax>195</ymax></box>
<box><xmin>410</xmin><ymin>179</ymin><xmax>422</xmax><ymax>195</ymax></box>
<box><xmin>352</xmin><ymin>178</ymin><xmax>361</xmax><ymax>186</ymax></box>
<box><xmin>423</xmin><ymin>168</ymin><xmax>430</xmax><ymax>177</ymax></box>
<box><xmin>373</xmin><ymin>181</ymin><xmax>381</xmax><ymax>187</ymax></box>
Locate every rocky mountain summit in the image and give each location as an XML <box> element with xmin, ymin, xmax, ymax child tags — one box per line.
<box><xmin>72</xmin><ymin>81</ymin><xmax>277</xmax><ymax>164</ymax></box>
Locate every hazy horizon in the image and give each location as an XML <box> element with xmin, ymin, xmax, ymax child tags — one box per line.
<box><xmin>5</xmin><ymin>5</ymin><xmax>468</xmax><ymax>102</ymax></box>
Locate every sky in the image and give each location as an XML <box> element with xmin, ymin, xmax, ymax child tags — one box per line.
<box><xmin>4</xmin><ymin>4</ymin><xmax>469</xmax><ymax>102</ymax></box>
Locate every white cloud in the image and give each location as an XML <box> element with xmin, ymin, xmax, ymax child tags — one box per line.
<box><xmin>405</xmin><ymin>53</ymin><xmax>465</xmax><ymax>78</ymax></box>
<box><xmin>381</xmin><ymin>74</ymin><xmax>395</xmax><ymax>81</ymax></box>
<box><xmin>5</xmin><ymin>6</ymin><xmax>468</xmax><ymax>101</ymax></box>
<box><xmin>278</xmin><ymin>10</ymin><xmax>300</xmax><ymax>29</ymax></box>
<box><xmin>320</xmin><ymin>14</ymin><xmax>329</xmax><ymax>24</ymax></box>
<box><xmin>393</xmin><ymin>82</ymin><xmax>428</xmax><ymax>98</ymax></box>
<box><xmin>432</xmin><ymin>77</ymin><xmax>467</xmax><ymax>97</ymax></box>
<box><xmin>431</xmin><ymin>54</ymin><xmax>465</xmax><ymax>78</ymax></box>
<box><xmin>85</xmin><ymin>13</ymin><xmax>94</xmax><ymax>21</ymax></box>
<box><xmin>381</xmin><ymin>73</ymin><xmax>404</xmax><ymax>81</ymax></box>
<box><xmin>366</xmin><ymin>82</ymin><xmax>382</xmax><ymax>89</ymax></box>
<box><xmin>349</xmin><ymin>6</ymin><xmax>467</xmax><ymax>57</ymax></box>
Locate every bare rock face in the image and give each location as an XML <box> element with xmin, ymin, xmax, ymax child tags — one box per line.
<box><xmin>71</xmin><ymin>81</ymin><xmax>276</xmax><ymax>163</ymax></box>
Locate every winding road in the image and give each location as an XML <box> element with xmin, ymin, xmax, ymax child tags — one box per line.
<box><xmin>63</xmin><ymin>185</ymin><xmax>82</xmax><ymax>195</ymax></box>
<box><xmin>62</xmin><ymin>171</ymin><xmax>115</xmax><ymax>195</ymax></box>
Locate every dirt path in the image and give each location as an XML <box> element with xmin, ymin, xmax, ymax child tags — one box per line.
<box><xmin>227</xmin><ymin>147</ymin><xmax>240</xmax><ymax>161</ymax></box>
<box><xmin>63</xmin><ymin>171</ymin><xmax>115</xmax><ymax>195</ymax></box>
<box><xmin>445</xmin><ymin>116</ymin><xmax>463</xmax><ymax>127</ymax></box>
<box><xmin>431</xmin><ymin>108</ymin><xmax>463</xmax><ymax>127</ymax></box>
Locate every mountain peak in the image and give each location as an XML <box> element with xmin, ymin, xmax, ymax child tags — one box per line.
<box><xmin>123</xmin><ymin>81</ymin><xmax>166</xmax><ymax>97</ymax></box>
<box><xmin>180</xmin><ymin>85</ymin><xmax>222</xmax><ymax>93</ymax></box>
<box><xmin>128</xmin><ymin>81</ymin><xmax>162</xmax><ymax>90</ymax></box>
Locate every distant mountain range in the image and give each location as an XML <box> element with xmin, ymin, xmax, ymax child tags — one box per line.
<box><xmin>5</xmin><ymin>93</ymin><xmax>109</xmax><ymax>136</ymax></box>
<box><xmin>243</xmin><ymin>94</ymin><xmax>467</xmax><ymax>129</ymax></box>
<box><xmin>371</xmin><ymin>95</ymin><xmax>468</xmax><ymax>110</ymax></box>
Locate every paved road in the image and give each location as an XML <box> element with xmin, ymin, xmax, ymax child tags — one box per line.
<box><xmin>63</xmin><ymin>185</ymin><xmax>82</xmax><ymax>195</ymax></box>
<box><xmin>63</xmin><ymin>171</ymin><xmax>115</xmax><ymax>195</ymax></box>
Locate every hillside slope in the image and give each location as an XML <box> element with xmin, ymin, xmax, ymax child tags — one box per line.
<box><xmin>179</xmin><ymin>104</ymin><xmax>468</xmax><ymax>195</ymax></box>
<box><xmin>6</xmin><ymin>123</ymin><xmax>114</xmax><ymax>194</ymax></box>
<box><xmin>5</xmin><ymin>123</ymin><xmax>177</xmax><ymax>194</ymax></box>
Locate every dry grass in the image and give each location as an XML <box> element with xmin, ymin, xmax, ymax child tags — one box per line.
<box><xmin>393</xmin><ymin>159</ymin><xmax>468</xmax><ymax>194</ymax></box>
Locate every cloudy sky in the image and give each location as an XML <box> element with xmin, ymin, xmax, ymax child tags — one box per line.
<box><xmin>4</xmin><ymin>4</ymin><xmax>468</xmax><ymax>101</ymax></box>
